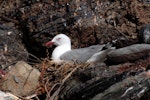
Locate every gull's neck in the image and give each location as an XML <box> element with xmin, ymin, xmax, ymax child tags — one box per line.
<box><xmin>51</xmin><ymin>44</ymin><xmax>71</xmax><ymax>62</ymax></box>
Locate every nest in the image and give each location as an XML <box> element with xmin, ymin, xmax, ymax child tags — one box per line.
<box><xmin>35</xmin><ymin>58</ymin><xmax>90</xmax><ymax>100</ymax></box>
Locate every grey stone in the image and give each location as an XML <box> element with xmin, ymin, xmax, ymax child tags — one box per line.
<box><xmin>1</xmin><ymin>61</ymin><xmax>40</xmax><ymax>96</ymax></box>
<box><xmin>139</xmin><ymin>23</ymin><xmax>150</xmax><ymax>43</ymax></box>
<box><xmin>107</xmin><ymin>44</ymin><xmax>150</xmax><ymax>64</ymax></box>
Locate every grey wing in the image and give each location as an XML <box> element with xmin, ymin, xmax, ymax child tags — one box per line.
<box><xmin>60</xmin><ymin>45</ymin><xmax>105</xmax><ymax>63</ymax></box>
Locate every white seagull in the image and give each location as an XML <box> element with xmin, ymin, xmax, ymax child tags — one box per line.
<box><xmin>45</xmin><ymin>34</ymin><xmax>115</xmax><ymax>63</ymax></box>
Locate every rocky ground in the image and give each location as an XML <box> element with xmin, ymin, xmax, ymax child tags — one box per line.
<box><xmin>0</xmin><ymin>0</ymin><xmax>150</xmax><ymax>100</ymax></box>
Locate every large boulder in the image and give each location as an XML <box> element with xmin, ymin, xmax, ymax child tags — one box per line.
<box><xmin>107</xmin><ymin>44</ymin><xmax>150</xmax><ymax>64</ymax></box>
<box><xmin>1</xmin><ymin>61</ymin><xmax>40</xmax><ymax>96</ymax></box>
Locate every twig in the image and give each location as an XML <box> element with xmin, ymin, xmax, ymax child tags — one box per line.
<box><xmin>35</xmin><ymin>96</ymin><xmax>40</xmax><ymax>100</ymax></box>
<box><xmin>23</xmin><ymin>69</ymin><xmax>34</xmax><ymax>88</ymax></box>
<box><xmin>5</xmin><ymin>92</ymin><xmax>20</xmax><ymax>100</ymax></box>
<box><xmin>40</xmin><ymin>60</ymin><xmax>46</xmax><ymax>80</ymax></box>
<box><xmin>45</xmin><ymin>78</ymin><xmax>51</xmax><ymax>99</ymax></box>
<box><xmin>15</xmin><ymin>50</ymin><xmax>42</xmax><ymax>62</ymax></box>
<box><xmin>38</xmin><ymin>59</ymin><xmax>47</xmax><ymax>94</ymax></box>
<box><xmin>3</xmin><ymin>61</ymin><xmax>18</xmax><ymax>70</ymax></box>
<box><xmin>25</xmin><ymin>94</ymin><xmax>38</xmax><ymax>99</ymax></box>
<box><xmin>115</xmin><ymin>27</ymin><xmax>130</xmax><ymax>39</ymax></box>
<box><xmin>62</xmin><ymin>65</ymin><xmax>78</xmax><ymax>84</ymax></box>
<box><xmin>48</xmin><ymin>83</ymin><xmax>61</xmax><ymax>99</ymax></box>
<box><xmin>50</xmin><ymin>65</ymin><xmax>79</xmax><ymax>100</ymax></box>
<box><xmin>0</xmin><ymin>15</ymin><xmax>19</xmax><ymax>24</ymax></box>
<box><xmin>46</xmin><ymin>49</ymin><xmax>50</xmax><ymax>59</ymax></box>
<box><xmin>26</xmin><ymin>61</ymin><xmax>41</xmax><ymax>65</ymax></box>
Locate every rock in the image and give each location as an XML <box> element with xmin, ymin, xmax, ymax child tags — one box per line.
<box><xmin>58</xmin><ymin>57</ymin><xmax>150</xmax><ymax>100</ymax></box>
<box><xmin>139</xmin><ymin>23</ymin><xmax>150</xmax><ymax>43</ymax></box>
<box><xmin>1</xmin><ymin>61</ymin><xmax>40</xmax><ymax>96</ymax></box>
<box><xmin>91</xmin><ymin>72</ymin><xmax>150</xmax><ymax>100</ymax></box>
<box><xmin>107</xmin><ymin>44</ymin><xmax>150</xmax><ymax>64</ymax></box>
<box><xmin>16</xmin><ymin>0</ymin><xmax>149</xmax><ymax>58</ymax></box>
<box><xmin>0</xmin><ymin>23</ymin><xmax>28</xmax><ymax>69</ymax></box>
<box><xmin>0</xmin><ymin>90</ymin><xmax>19</xmax><ymax>100</ymax></box>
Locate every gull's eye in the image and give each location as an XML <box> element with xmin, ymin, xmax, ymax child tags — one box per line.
<box><xmin>56</xmin><ymin>38</ymin><xmax>61</xmax><ymax>41</ymax></box>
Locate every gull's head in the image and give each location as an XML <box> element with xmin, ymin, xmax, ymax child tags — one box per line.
<box><xmin>45</xmin><ymin>34</ymin><xmax>71</xmax><ymax>47</ymax></box>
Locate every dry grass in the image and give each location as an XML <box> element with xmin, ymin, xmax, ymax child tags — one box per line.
<box><xmin>35</xmin><ymin>58</ymin><xmax>90</xmax><ymax>100</ymax></box>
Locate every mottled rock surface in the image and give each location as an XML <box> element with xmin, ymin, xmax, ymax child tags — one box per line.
<box><xmin>107</xmin><ymin>44</ymin><xmax>150</xmax><ymax>64</ymax></box>
<box><xmin>1</xmin><ymin>61</ymin><xmax>40</xmax><ymax>96</ymax></box>
<box><xmin>139</xmin><ymin>23</ymin><xmax>150</xmax><ymax>43</ymax></box>
<box><xmin>15</xmin><ymin>0</ymin><xmax>150</xmax><ymax>57</ymax></box>
<box><xmin>0</xmin><ymin>23</ymin><xmax>28</xmax><ymax>69</ymax></box>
